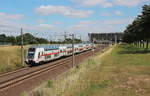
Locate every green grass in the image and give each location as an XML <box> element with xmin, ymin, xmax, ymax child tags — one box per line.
<box><xmin>0</xmin><ymin>46</ymin><xmax>29</xmax><ymax>73</ymax></box>
<box><xmin>93</xmin><ymin>44</ymin><xmax>150</xmax><ymax>96</ymax></box>
<box><xmin>46</xmin><ymin>79</ymin><xmax>53</xmax><ymax>88</ymax></box>
<box><xmin>31</xmin><ymin>44</ymin><xmax>150</xmax><ymax>96</ymax></box>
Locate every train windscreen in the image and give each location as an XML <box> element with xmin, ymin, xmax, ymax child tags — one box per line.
<box><xmin>28</xmin><ymin>48</ymin><xmax>35</xmax><ymax>59</ymax></box>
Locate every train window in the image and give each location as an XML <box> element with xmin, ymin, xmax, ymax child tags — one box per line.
<box><xmin>28</xmin><ymin>48</ymin><xmax>35</xmax><ymax>59</ymax></box>
<box><xmin>47</xmin><ymin>55</ymin><xmax>51</xmax><ymax>58</ymax></box>
<box><xmin>29</xmin><ymin>48</ymin><xmax>35</xmax><ymax>52</ymax></box>
<box><xmin>54</xmin><ymin>54</ymin><xmax>57</xmax><ymax>57</ymax></box>
<box><xmin>28</xmin><ymin>52</ymin><xmax>34</xmax><ymax>59</ymax></box>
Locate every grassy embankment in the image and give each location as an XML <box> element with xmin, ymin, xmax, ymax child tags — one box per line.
<box><xmin>0</xmin><ymin>44</ymin><xmax>59</xmax><ymax>73</ymax></box>
<box><xmin>30</xmin><ymin>44</ymin><xmax>150</xmax><ymax>96</ymax></box>
<box><xmin>0</xmin><ymin>46</ymin><xmax>29</xmax><ymax>73</ymax></box>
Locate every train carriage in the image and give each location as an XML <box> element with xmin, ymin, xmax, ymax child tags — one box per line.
<box><xmin>74</xmin><ymin>44</ymin><xmax>80</xmax><ymax>53</ymax></box>
<box><xmin>78</xmin><ymin>44</ymin><xmax>84</xmax><ymax>52</ymax></box>
<box><xmin>65</xmin><ymin>44</ymin><xmax>73</xmax><ymax>56</ymax></box>
<box><xmin>25</xmin><ymin>45</ymin><xmax>60</xmax><ymax>65</ymax></box>
<box><xmin>25</xmin><ymin>43</ymin><xmax>94</xmax><ymax>66</ymax></box>
<box><xmin>59</xmin><ymin>45</ymin><xmax>67</xmax><ymax>56</ymax></box>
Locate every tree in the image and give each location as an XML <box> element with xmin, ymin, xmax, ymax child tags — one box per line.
<box><xmin>140</xmin><ymin>5</ymin><xmax>150</xmax><ymax>49</ymax></box>
<box><xmin>0</xmin><ymin>34</ymin><xmax>7</xmax><ymax>43</ymax></box>
<box><xmin>0</xmin><ymin>33</ymin><xmax>49</xmax><ymax>45</ymax></box>
<box><xmin>123</xmin><ymin>4</ymin><xmax>150</xmax><ymax>49</ymax></box>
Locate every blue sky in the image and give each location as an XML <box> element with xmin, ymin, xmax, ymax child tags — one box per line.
<box><xmin>0</xmin><ymin>0</ymin><xmax>149</xmax><ymax>40</ymax></box>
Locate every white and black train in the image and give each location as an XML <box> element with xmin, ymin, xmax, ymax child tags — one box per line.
<box><xmin>25</xmin><ymin>43</ymin><xmax>95</xmax><ymax>65</ymax></box>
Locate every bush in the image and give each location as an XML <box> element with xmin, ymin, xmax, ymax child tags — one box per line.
<box><xmin>47</xmin><ymin>80</ymin><xmax>53</xmax><ymax>88</ymax></box>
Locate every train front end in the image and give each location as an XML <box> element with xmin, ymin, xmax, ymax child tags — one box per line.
<box><xmin>25</xmin><ymin>47</ymin><xmax>36</xmax><ymax>65</ymax></box>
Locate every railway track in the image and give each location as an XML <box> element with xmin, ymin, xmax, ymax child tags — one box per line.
<box><xmin>0</xmin><ymin>58</ymin><xmax>72</xmax><ymax>89</ymax></box>
<box><xmin>0</xmin><ymin>45</ymin><xmax>108</xmax><ymax>96</ymax></box>
<box><xmin>0</xmin><ymin>48</ymin><xmax>93</xmax><ymax>84</ymax></box>
<box><xmin>0</xmin><ymin>67</ymin><xmax>29</xmax><ymax>77</ymax></box>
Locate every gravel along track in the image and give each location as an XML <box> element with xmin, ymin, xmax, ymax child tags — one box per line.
<box><xmin>0</xmin><ymin>44</ymin><xmax>108</xmax><ymax>96</ymax></box>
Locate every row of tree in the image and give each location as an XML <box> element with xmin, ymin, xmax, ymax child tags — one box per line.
<box><xmin>0</xmin><ymin>33</ymin><xmax>49</xmax><ymax>45</ymax></box>
<box><xmin>0</xmin><ymin>33</ymin><xmax>82</xmax><ymax>45</ymax></box>
<box><xmin>123</xmin><ymin>4</ymin><xmax>150</xmax><ymax>49</ymax></box>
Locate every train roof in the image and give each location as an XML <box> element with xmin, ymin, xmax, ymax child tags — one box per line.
<box><xmin>29</xmin><ymin>43</ymin><xmax>91</xmax><ymax>50</ymax></box>
<box><xmin>30</xmin><ymin>45</ymin><xmax>60</xmax><ymax>51</ymax></box>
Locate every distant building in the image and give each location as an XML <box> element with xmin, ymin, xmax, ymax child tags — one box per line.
<box><xmin>88</xmin><ymin>32</ymin><xmax>124</xmax><ymax>44</ymax></box>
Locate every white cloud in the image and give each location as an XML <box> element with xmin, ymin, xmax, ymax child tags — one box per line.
<box><xmin>100</xmin><ymin>19</ymin><xmax>132</xmax><ymax>25</ymax></box>
<box><xmin>0</xmin><ymin>11</ymin><xmax>134</xmax><ymax>40</ymax></box>
<box><xmin>36</xmin><ymin>19</ymin><xmax>45</xmax><ymax>24</ymax></box>
<box><xmin>114</xmin><ymin>10</ymin><xmax>123</xmax><ymax>16</ymax></box>
<box><xmin>56</xmin><ymin>18</ymin><xmax>134</xmax><ymax>39</ymax></box>
<box><xmin>100</xmin><ymin>10</ymin><xmax>123</xmax><ymax>16</ymax></box>
<box><xmin>66</xmin><ymin>18</ymin><xmax>134</xmax><ymax>40</ymax></box>
<box><xmin>0</xmin><ymin>12</ymin><xmax>25</xmax><ymax>36</ymax></box>
<box><xmin>77</xmin><ymin>18</ymin><xmax>133</xmax><ymax>26</ymax></box>
<box><xmin>0</xmin><ymin>12</ymin><xmax>24</xmax><ymax>20</ymax></box>
<box><xmin>0</xmin><ymin>18</ymin><xmax>56</xmax><ymax>36</ymax></box>
<box><xmin>78</xmin><ymin>20</ymin><xmax>95</xmax><ymax>25</ymax></box>
<box><xmin>53</xmin><ymin>21</ymin><xmax>62</xmax><ymax>25</ymax></box>
<box><xmin>100</xmin><ymin>12</ymin><xmax>111</xmax><ymax>16</ymax></box>
<box><xmin>72</xmin><ymin>0</ymin><xmax>113</xmax><ymax>7</ymax></box>
<box><xmin>67</xmin><ymin>23</ymin><xmax>119</xmax><ymax>40</ymax></box>
<box><xmin>35</xmin><ymin>24</ymin><xmax>55</xmax><ymax>29</ymax></box>
<box><xmin>35</xmin><ymin>5</ymin><xmax>94</xmax><ymax>18</ymax></box>
<box><xmin>113</xmin><ymin>0</ymin><xmax>149</xmax><ymax>7</ymax></box>
<box><xmin>72</xmin><ymin>0</ymin><xmax>149</xmax><ymax>7</ymax></box>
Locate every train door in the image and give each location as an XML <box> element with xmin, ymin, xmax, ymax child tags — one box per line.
<box><xmin>59</xmin><ymin>49</ymin><xmax>63</xmax><ymax>56</ymax></box>
<box><xmin>41</xmin><ymin>51</ymin><xmax>45</xmax><ymax>61</ymax></box>
<box><xmin>37</xmin><ymin>49</ymin><xmax>45</xmax><ymax>62</ymax></box>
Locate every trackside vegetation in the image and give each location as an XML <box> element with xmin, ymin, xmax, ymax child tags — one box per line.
<box><xmin>0</xmin><ymin>33</ymin><xmax>49</xmax><ymax>45</ymax></box>
<box><xmin>0</xmin><ymin>33</ymin><xmax>82</xmax><ymax>45</ymax></box>
<box><xmin>30</xmin><ymin>44</ymin><xmax>150</xmax><ymax>96</ymax></box>
<box><xmin>123</xmin><ymin>4</ymin><xmax>150</xmax><ymax>49</ymax></box>
<box><xmin>0</xmin><ymin>46</ymin><xmax>29</xmax><ymax>73</ymax></box>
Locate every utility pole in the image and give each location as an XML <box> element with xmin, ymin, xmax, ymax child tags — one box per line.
<box><xmin>71</xmin><ymin>34</ymin><xmax>75</xmax><ymax>68</ymax></box>
<box><xmin>34</xmin><ymin>33</ymin><xmax>39</xmax><ymax>46</ymax></box>
<box><xmin>92</xmin><ymin>39</ymin><xmax>95</xmax><ymax>56</ymax></box>
<box><xmin>21</xmin><ymin>28</ymin><xmax>24</xmax><ymax>67</ymax></box>
<box><xmin>63</xmin><ymin>31</ymin><xmax>67</xmax><ymax>45</ymax></box>
<box><xmin>80</xmin><ymin>35</ymin><xmax>82</xmax><ymax>43</ymax></box>
<box><xmin>64</xmin><ymin>31</ymin><xmax>67</xmax><ymax>42</ymax></box>
<box><xmin>106</xmin><ymin>33</ymin><xmax>108</xmax><ymax>46</ymax></box>
<box><xmin>115</xmin><ymin>33</ymin><xmax>117</xmax><ymax>44</ymax></box>
<box><xmin>49</xmin><ymin>34</ymin><xmax>52</xmax><ymax>44</ymax></box>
